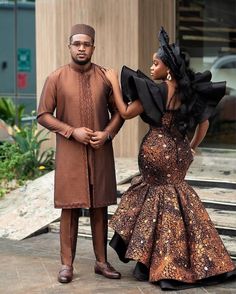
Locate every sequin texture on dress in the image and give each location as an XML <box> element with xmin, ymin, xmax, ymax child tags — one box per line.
<box><xmin>109</xmin><ymin>110</ymin><xmax>235</xmax><ymax>284</ymax></box>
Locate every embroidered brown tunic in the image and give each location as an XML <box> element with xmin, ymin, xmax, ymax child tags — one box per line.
<box><xmin>37</xmin><ymin>63</ymin><xmax>123</xmax><ymax>208</ymax></box>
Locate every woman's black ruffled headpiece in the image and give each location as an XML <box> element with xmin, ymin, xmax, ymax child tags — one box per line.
<box><xmin>156</xmin><ymin>26</ymin><xmax>226</xmax><ymax>133</ymax></box>
<box><xmin>157</xmin><ymin>27</ymin><xmax>185</xmax><ymax>80</ymax></box>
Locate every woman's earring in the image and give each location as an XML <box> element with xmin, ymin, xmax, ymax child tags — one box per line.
<box><xmin>167</xmin><ymin>71</ymin><xmax>172</xmax><ymax>81</ymax></box>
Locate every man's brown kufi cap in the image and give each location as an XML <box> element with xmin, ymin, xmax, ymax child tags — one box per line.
<box><xmin>70</xmin><ymin>24</ymin><xmax>95</xmax><ymax>41</ymax></box>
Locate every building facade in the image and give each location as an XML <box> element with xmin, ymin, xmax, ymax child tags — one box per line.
<box><xmin>0</xmin><ymin>0</ymin><xmax>36</xmax><ymax>113</ymax></box>
<box><xmin>1</xmin><ymin>0</ymin><xmax>235</xmax><ymax>155</ymax></box>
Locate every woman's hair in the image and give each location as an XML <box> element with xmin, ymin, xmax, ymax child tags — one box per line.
<box><xmin>157</xmin><ymin>49</ymin><xmax>198</xmax><ymax>133</ymax></box>
<box><xmin>155</xmin><ymin>25</ymin><xmax>208</xmax><ymax>133</ymax></box>
<box><xmin>178</xmin><ymin>50</ymin><xmax>201</xmax><ymax>131</ymax></box>
<box><xmin>156</xmin><ymin>27</ymin><xmax>225</xmax><ymax>134</ymax></box>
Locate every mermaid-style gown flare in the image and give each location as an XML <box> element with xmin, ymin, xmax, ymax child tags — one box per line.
<box><xmin>109</xmin><ymin>111</ymin><xmax>235</xmax><ymax>289</ymax></box>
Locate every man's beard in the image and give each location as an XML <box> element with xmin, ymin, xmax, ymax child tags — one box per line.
<box><xmin>72</xmin><ymin>56</ymin><xmax>91</xmax><ymax>65</ymax></box>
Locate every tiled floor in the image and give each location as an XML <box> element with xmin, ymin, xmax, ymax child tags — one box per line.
<box><xmin>0</xmin><ymin>233</ymin><xmax>235</xmax><ymax>294</ymax></box>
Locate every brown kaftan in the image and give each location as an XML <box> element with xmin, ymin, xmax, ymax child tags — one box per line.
<box><xmin>37</xmin><ymin>63</ymin><xmax>122</xmax><ymax>208</ymax></box>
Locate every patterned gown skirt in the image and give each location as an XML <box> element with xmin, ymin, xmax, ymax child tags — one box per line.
<box><xmin>109</xmin><ymin>113</ymin><xmax>235</xmax><ymax>289</ymax></box>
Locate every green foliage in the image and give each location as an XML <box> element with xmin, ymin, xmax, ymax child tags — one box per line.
<box><xmin>0</xmin><ymin>98</ymin><xmax>55</xmax><ymax>197</ymax></box>
<box><xmin>0</xmin><ymin>122</ymin><xmax>55</xmax><ymax>197</ymax></box>
<box><xmin>0</xmin><ymin>97</ymin><xmax>25</xmax><ymax>128</ymax></box>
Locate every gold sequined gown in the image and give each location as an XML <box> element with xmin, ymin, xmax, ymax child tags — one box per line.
<box><xmin>109</xmin><ymin>110</ymin><xmax>235</xmax><ymax>288</ymax></box>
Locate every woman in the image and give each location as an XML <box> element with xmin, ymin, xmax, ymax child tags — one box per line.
<box><xmin>103</xmin><ymin>27</ymin><xmax>236</xmax><ymax>290</ymax></box>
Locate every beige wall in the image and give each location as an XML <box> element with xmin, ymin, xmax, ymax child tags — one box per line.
<box><xmin>36</xmin><ymin>0</ymin><xmax>176</xmax><ymax>157</ymax></box>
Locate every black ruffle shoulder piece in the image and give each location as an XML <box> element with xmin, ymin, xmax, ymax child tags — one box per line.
<box><xmin>121</xmin><ymin>65</ymin><xmax>166</xmax><ymax>126</ymax></box>
<box><xmin>189</xmin><ymin>70</ymin><xmax>226</xmax><ymax>124</ymax></box>
<box><xmin>121</xmin><ymin>65</ymin><xmax>226</xmax><ymax>134</ymax></box>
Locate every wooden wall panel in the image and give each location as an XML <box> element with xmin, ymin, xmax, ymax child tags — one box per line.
<box><xmin>138</xmin><ymin>0</ymin><xmax>176</xmax><ymax>74</ymax></box>
<box><xmin>137</xmin><ymin>0</ymin><xmax>176</xmax><ymax>149</ymax></box>
<box><xmin>36</xmin><ymin>0</ymin><xmax>176</xmax><ymax>157</ymax></box>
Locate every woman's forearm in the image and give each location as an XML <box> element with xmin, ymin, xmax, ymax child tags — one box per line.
<box><xmin>190</xmin><ymin>120</ymin><xmax>209</xmax><ymax>150</ymax></box>
<box><xmin>111</xmin><ymin>80</ymin><xmax>143</xmax><ymax>120</ymax></box>
<box><xmin>111</xmin><ymin>81</ymin><xmax>129</xmax><ymax>117</ymax></box>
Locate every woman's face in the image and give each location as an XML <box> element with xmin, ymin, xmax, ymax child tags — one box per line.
<box><xmin>150</xmin><ymin>53</ymin><xmax>168</xmax><ymax>80</ymax></box>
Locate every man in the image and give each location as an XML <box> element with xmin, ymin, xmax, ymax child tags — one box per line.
<box><xmin>37</xmin><ymin>24</ymin><xmax>123</xmax><ymax>283</ymax></box>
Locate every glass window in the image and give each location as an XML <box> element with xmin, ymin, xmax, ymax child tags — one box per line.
<box><xmin>177</xmin><ymin>0</ymin><xmax>236</xmax><ymax>149</ymax></box>
<box><xmin>0</xmin><ymin>0</ymin><xmax>36</xmax><ymax>115</ymax></box>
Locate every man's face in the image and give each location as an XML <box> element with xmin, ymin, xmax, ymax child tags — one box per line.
<box><xmin>69</xmin><ymin>34</ymin><xmax>95</xmax><ymax>65</ymax></box>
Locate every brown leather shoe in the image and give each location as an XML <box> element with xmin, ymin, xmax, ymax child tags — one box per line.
<box><xmin>58</xmin><ymin>265</ymin><xmax>73</xmax><ymax>283</ymax></box>
<box><xmin>94</xmin><ymin>261</ymin><xmax>121</xmax><ymax>279</ymax></box>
